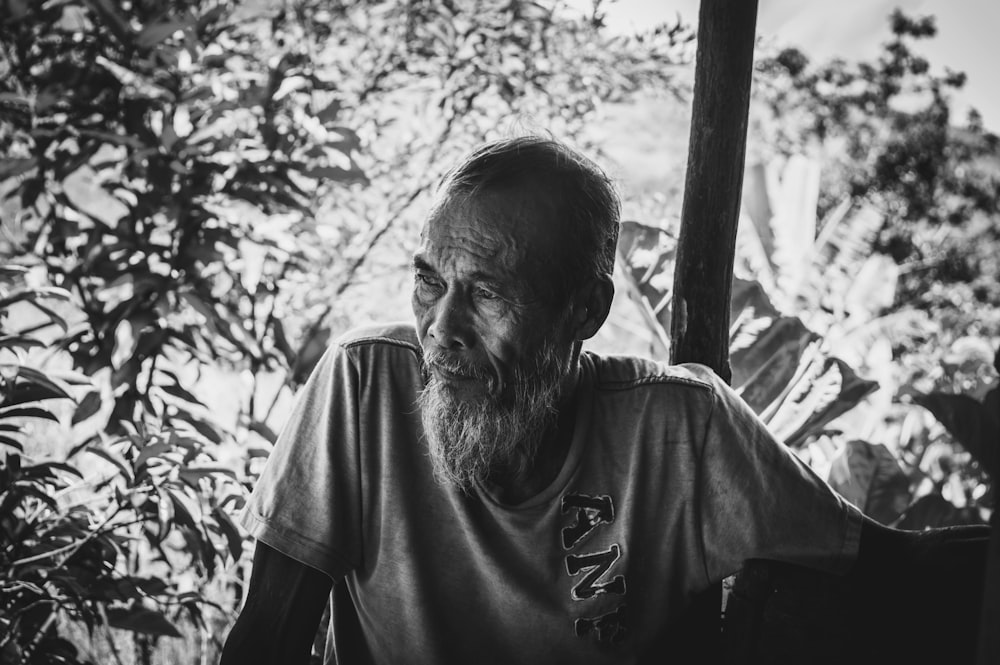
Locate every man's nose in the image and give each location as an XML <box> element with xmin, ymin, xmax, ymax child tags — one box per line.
<box><xmin>428</xmin><ymin>290</ymin><xmax>474</xmax><ymax>350</ymax></box>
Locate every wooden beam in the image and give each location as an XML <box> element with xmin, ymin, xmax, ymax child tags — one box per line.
<box><xmin>670</xmin><ymin>0</ymin><xmax>759</xmax><ymax>384</ymax></box>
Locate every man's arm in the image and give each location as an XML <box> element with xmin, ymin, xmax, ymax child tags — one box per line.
<box><xmin>221</xmin><ymin>541</ymin><xmax>334</xmax><ymax>665</ymax></box>
<box><xmin>853</xmin><ymin>515</ymin><xmax>990</xmax><ymax>583</ymax></box>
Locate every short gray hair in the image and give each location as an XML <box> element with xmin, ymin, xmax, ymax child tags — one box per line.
<box><xmin>438</xmin><ymin>136</ymin><xmax>620</xmax><ymax>303</ymax></box>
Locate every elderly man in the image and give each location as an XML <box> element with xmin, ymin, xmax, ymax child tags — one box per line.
<box><xmin>220</xmin><ymin>137</ymin><xmax>959</xmax><ymax>664</ymax></box>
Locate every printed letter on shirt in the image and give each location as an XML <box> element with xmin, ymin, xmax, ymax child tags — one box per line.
<box><xmin>565</xmin><ymin>544</ymin><xmax>626</xmax><ymax>600</ymax></box>
<box><xmin>561</xmin><ymin>493</ymin><xmax>614</xmax><ymax>549</ymax></box>
<box><xmin>575</xmin><ymin>606</ymin><xmax>627</xmax><ymax>645</ymax></box>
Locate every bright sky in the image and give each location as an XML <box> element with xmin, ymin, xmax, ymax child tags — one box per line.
<box><xmin>589</xmin><ymin>0</ymin><xmax>1000</xmax><ymax>133</ymax></box>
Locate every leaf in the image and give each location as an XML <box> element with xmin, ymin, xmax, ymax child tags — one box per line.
<box><xmin>94</xmin><ymin>56</ymin><xmax>174</xmax><ymax>101</ymax></box>
<box><xmin>106</xmin><ymin>606</ymin><xmax>182</xmax><ymax>637</ymax></box>
<box><xmin>828</xmin><ymin>440</ymin><xmax>911</xmax><ymax>525</ymax></box>
<box><xmin>130</xmin><ymin>576</ymin><xmax>169</xmax><ymax>596</ymax></box>
<box><xmin>272</xmin><ymin>75</ymin><xmax>309</xmax><ymax>101</ymax></box>
<box><xmin>616</xmin><ymin>220</ymin><xmax>676</xmax><ymax>334</ymax></box>
<box><xmin>178</xmin><ymin>465</ymin><xmax>237</xmax><ymax>487</ymax></box>
<box><xmin>810</xmin><ymin>204</ymin><xmax>884</xmax><ymax>302</ymax></box>
<box><xmin>28</xmin><ymin>461</ymin><xmax>83</xmax><ymax>480</ymax></box>
<box><xmin>72</xmin><ymin>391</ymin><xmax>104</xmax><ymax>425</ymax></box>
<box><xmin>237</xmin><ymin>237</ymin><xmax>267</xmax><ymax>293</ymax></box>
<box><xmin>760</xmin><ymin>345</ymin><xmax>879</xmax><ymax>447</ymax></box>
<box><xmin>24</xmin><ymin>298</ymin><xmax>68</xmax><ymax>332</ymax></box>
<box><xmin>0</xmin><ymin>287</ymin><xmax>71</xmax><ymax>310</ymax></box>
<box><xmin>136</xmin><ymin>20</ymin><xmax>188</xmax><ymax>48</ymax></box>
<box><xmin>77</xmin><ymin>129</ymin><xmax>144</xmax><ymax>149</ymax></box>
<box><xmin>184</xmin><ymin>114</ymin><xmax>242</xmax><ymax>146</ymax></box>
<box><xmin>315</xmin><ymin>99</ymin><xmax>342</xmax><ymax>124</ymax></box>
<box><xmin>166</xmin><ymin>487</ymin><xmax>199</xmax><ymax>529</ymax></box>
<box><xmin>914</xmin><ymin>389</ymin><xmax>999</xmax><ymax>477</ymax></box>
<box><xmin>0</xmin><ymin>434</ymin><xmax>24</xmax><ymax>451</ymax></box>
<box><xmin>842</xmin><ymin>253</ymin><xmax>898</xmax><ymax>321</ymax></box>
<box><xmin>736</xmin><ymin>335</ymin><xmax>811</xmax><ymax>415</ymax></box>
<box><xmin>782</xmin><ymin>358</ymin><xmax>880</xmax><ymax>448</ymax></box>
<box><xmin>325</xmin><ymin>127</ymin><xmax>362</xmax><ymax>154</ymax></box>
<box><xmin>16</xmin><ymin>483</ymin><xmax>59</xmax><ymax>512</ymax></box>
<box><xmin>730</xmin><ymin>316</ymin><xmax>814</xmax><ymax>392</ymax></box>
<box><xmin>85</xmin><ymin>446</ymin><xmax>134</xmax><ymax>483</ymax></box>
<box><xmin>155</xmin><ymin>491</ymin><xmax>174</xmax><ymax>542</ymax></box>
<box><xmin>14</xmin><ymin>366</ymin><xmax>74</xmax><ymax>400</ymax></box>
<box><xmin>729</xmin><ymin>277</ymin><xmax>779</xmax><ymax>322</ymax></box>
<box><xmin>768</xmin><ymin>155</ymin><xmax>821</xmax><ymax>301</ymax></box>
<box><xmin>157</xmin><ymin>380</ymin><xmax>203</xmax><ymax>407</ymax></box>
<box><xmin>0</xmin><ymin>383</ymin><xmax>70</xmax><ymax>409</ymax></box>
<box><xmin>740</xmin><ymin>162</ymin><xmax>776</xmax><ymax>264</ymax></box>
<box><xmin>212</xmin><ymin>506</ymin><xmax>245</xmax><ymax>561</ymax></box>
<box><xmin>0</xmin><ymin>336</ymin><xmax>46</xmax><ymax>351</ymax></box>
<box><xmin>169</xmin><ymin>405</ymin><xmax>223</xmax><ymax>445</ymax></box>
<box><xmin>111</xmin><ymin>319</ymin><xmax>136</xmax><ymax>370</ymax></box>
<box><xmin>270</xmin><ymin>318</ymin><xmax>296</xmax><ymax>368</ymax></box>
<box><xmin>62</xmin><ymin>164</ymin><xmax>130</xmax><ymax>228</ymax></box>
<box><xmin>0</xmin><ymin>157</ymin><xmax>37</xmax><ymax>179</ymax></box>
<box><xmin>180</xmin><ymin>290</ymin><xmax>216</xmax><ymax>323</ymax></box>
<box><xmin>134</xmin><ymin>442</ymin><xmax>173</xmax><ymax>469</ymax></box>
<box><xmin>896</xmin><ymin>493</ymin><xmax>985</xmax><ymax>530</ymax></box>
<box><xmin>300</xmin><ymin>165</ymin><xmax>368</xmax><ymax>185</ymax></box>
<box><xmin>0</xmin><ymin>406</ymin><xmax>60</xmax><ymax>422</ymax></box>
<box><xmin>249</xmin><ymin>420</ymin><xmax>277</xmax><ymax>444</ymax></box>
<box><xmin>220</xmin><ymin>493</ymin><xmax>246</xmax><ymax>511</ymax></box>
<box><xmin>0</xmin><ymin>265</ymin><xmax>28</xmax><ymax>278</ymax></box>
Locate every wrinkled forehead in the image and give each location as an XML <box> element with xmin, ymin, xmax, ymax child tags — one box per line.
<box><xmin>419</xmin><ymin>188</ymin><xmax>560</xmax><ymax>265</ymax></box>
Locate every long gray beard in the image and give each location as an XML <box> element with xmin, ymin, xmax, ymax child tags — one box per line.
<box><xmin>418</xmin><ymin>341</ymin><xmax>572</xmax><ymax>492</ymax></box>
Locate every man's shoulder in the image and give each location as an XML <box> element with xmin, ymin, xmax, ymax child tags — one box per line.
<box><xmin>586</xmin><ymin>351</ymin><xmax>724</xmax><ymax>395</ymax></box>
<box><xmin>335</xmin><ymin>322</ymin><xmax>422</xmax><ymax>356</ymax></box>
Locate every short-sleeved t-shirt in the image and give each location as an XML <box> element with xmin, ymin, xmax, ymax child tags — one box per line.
<box><xmin>241</xmin><ymin>323</ymin><xmax>863</xmax><ymax>664</ymax></box>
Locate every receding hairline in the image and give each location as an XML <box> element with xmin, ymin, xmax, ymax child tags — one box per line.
<box><xmin>438</xmin><ymin>136</ymin><xmax>613</xmax><ymax>196</ymax></box>
<box><xmin>426</xmin><ymin>136</ymin><xmax>621</xmax><ymax>301</ymax></box>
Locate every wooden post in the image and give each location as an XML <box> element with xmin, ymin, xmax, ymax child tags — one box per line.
<box><xmin>668</xmin><ymin>2</ymin><xmax>758</xmax><ymax>662</ymax></box>
<box><xmin>670</xmin><ymin>0</ymin><xmax>759</xmax><ymax>384</ymax></box>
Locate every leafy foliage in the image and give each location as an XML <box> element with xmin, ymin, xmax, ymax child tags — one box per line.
<box><xmin>0</xmin><ymin>0</ymin><xmax>365</xmax><ymax>432</ymax></box>
<box><xmin>752</xmin><ymin>8</ymin><xmax>1000</xmax><ymax>319</ymax></box>
<box><xmin>617</xmin><ymin>216</ymin><xmax>879</xmax><ymax>450</ymax></box>
<box><xmin>826</xmin><ymin>439</ymin><xmax>911</xmax><ymax>525</ymax></box>
<box><xmin>725</xmin><ymin>10</ymin><xmax>999</xmax><ymax>531</ymax></box>
<box><xmin>0</xmin><ymin>0</ymin><xmax>356</xmax><ymax>659</ymax></box>
<box><xmin>0</xmin><ymin>267</ymin><xmax>247</xmax><ymax>664</ymax></box>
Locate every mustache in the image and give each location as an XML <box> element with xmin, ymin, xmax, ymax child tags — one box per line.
<box><xmin>422</xmin><ymin>351</ymin><xmax>494</xmax><ymax>382</ymax></box>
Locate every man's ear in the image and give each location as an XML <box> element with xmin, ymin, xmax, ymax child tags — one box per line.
<box><xmin>571</xmin><ymin>276</ymin><xmax>614</xmax><ymax>341</ymax></box>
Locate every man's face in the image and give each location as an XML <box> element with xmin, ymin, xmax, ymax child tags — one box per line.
<box><xmin>412</xmin><ymin>190</ymin><xmax>577</xmax><ymax>490</ymax></box>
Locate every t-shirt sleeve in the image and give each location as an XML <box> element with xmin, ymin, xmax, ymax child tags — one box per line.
<box><xmin>695</xmin><ymin>372</ymin><xmax>863</xmax><ymax>582</ymax></box>
<box><xmin>239</xmin><ymin>341</ymin><xmax>362</xmax><ymax>580</ymax></box>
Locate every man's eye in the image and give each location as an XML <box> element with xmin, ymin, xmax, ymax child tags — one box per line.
<box><xmin>475</xmin><ymin>287</ymin><xmax>500</xmax><ymax>301</ymax></box>
<box><xmin>415</xmin><ymin>273</ymin><xmax>443</xmax><ymax>292</ymax></box>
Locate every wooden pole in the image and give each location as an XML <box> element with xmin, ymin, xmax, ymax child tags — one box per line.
<box><xmin>667</xmin><ymin>2</ymin><xmax>758</xmax><ymax>661</ymax></box>
<box><xmin>670</xmin><ymin>0</ymin><xmax>759</xmax><ymax>384</ymax></box>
